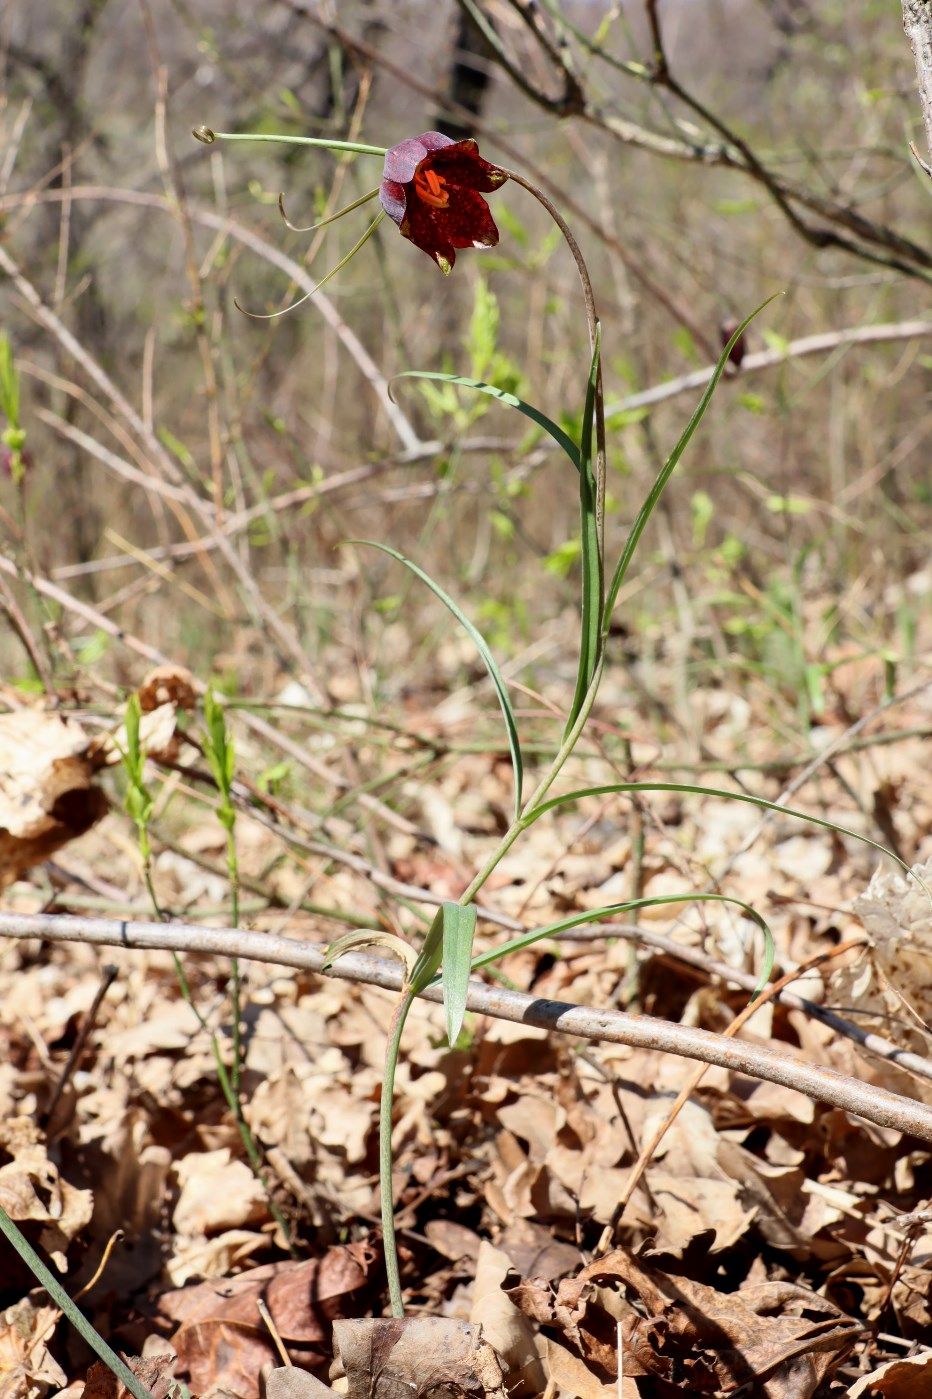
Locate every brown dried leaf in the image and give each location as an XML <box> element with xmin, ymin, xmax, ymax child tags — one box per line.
<box><xmin>469</xmin><ymin>1244</ymin><xmax>545</xmax><ymax>1399</ymax></box>
<box><xmin>0</xmin><ymin>1298</ymin><xmax>66</xmax><ymax>1399</ymax></box>
<box><xmin>333</xmin><ymin>1317</ymin><xmax>505</xmax><ymax>1399</ymax></box>
<box><xmin>172</xmin><ymin>1151</ymin><xmax>267</xmax><ymax>1238</ymax></box>
<box><xmin>509</xmin><ymin>1248</ymin><xmax>859</xmax><ymax>1398</ymax></box>
<box><xmin>137</xmin><ymin>665</ymin><xmax>197</xmax><ymax>713</ymax></box>
<box><xmin>266</xmin><ymin>1368</ymin><xmax>337</xmax><ymax>1399</ymax></box>
<box><xmin>847</xmin><ymin>1351</ymin><xmax>932</xmax><ymax>1396</ymax></box>
<box><xmin>82</xmin><ymin>1355</ymin><xmax>175</xmax><ymax>1399</ymax></box>
<box><xmin>0</xmin><ymin>711</ymin><xmax>107</xmax><ymax>889</ymax></box>
<box><xmin>163</xmin><ymin>1247</ymin><xmax>376</xmax><ymax>1397</ymax></box>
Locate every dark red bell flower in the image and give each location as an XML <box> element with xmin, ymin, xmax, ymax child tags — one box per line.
<box><xmin>379</xmin><ymin>132</ymin><xmax>508</xmax><ymax>274</ymax></box>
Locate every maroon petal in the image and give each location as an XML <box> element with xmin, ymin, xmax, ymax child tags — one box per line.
<box><xmin>422</xmin><ymin>139</ymin><xmax>508</xmax><ymax>194</ymax></box>
<box><xmin>402</xmin><ymin>189</ymin><xmax>499</xmax><ymax>271</ymax></box>
<box><xmin>381</xmin><ymin>132</ymin><xmax>455</xmax><ymax>190</ymax></box>
<box><xmin>379</xmin><ymin>177</ymin><xmax>407</xmax><ymax>226</ymax></box>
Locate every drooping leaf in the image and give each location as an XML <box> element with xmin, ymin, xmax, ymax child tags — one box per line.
<box><xmin>522</xmin><ymin>779</ymin><xmax>912</xmax><ymax>878</ymax></box>
<box><xmin>470</xmin><ymin>891</ymin><xmax>775</xmax><ymax>995</ymax></box>
<box><xmin>395</xmin><ymin>371</ymin><xmax>581</xmax><ymax>470</ymax></box>
<box><xmin>323</xmin><ymin>929</ymin><xmax>417</xmax><ymax>978</ymax></box>
<box><xmin>357</xmin><ymin>541</ymin><xmax>523</xmax><ymax>820</ymax></box>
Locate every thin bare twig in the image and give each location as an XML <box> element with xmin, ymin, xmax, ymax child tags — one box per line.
<box><xmin>0</xmin><ymin>242</ymin><xmax>327</xmax><ymax>698</ymax></box>
<box><xmin>605</xmin><ymin>320</ymin><xmax>932</xmax><ymax>419</ymax></box>
<box><xmin>596</xmin><ymin>937</ymin><xmax>865</xmax><ymax>1251</ymax></box>
<box><xmin>482</xmin><ymin>0</ymin><xmax>931</xmax><ymax>280</ymax></box>
<box><xmin>44</xmin><ymin>962</ymin><xmax>118</xmax><ymax>1132</ymax></box>
<box><xmin>0</xmin><ymin>911</ymin><xmax>930</xmax><ymax>1143</ymax></box>
<box><xmin>565</xmin><ymin>922</ymin><xmax>932</xmax><ymax>1087</ymax></box>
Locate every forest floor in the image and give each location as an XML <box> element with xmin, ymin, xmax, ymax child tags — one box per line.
<box><xmin>2</xmin><ymin>614</ymin><xmax>932</xmax><ymax>1399</ymax></box>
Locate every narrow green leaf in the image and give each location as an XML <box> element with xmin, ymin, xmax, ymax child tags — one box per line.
<box><xmin>441</xmin><ymin>901</ymin><xmax>478</xmax><ymax>1045</ymax></box>
<box><xmin>395</xmin><ymin>371</ymin><xmax>581</xmax><ymax>470</ymax></box>
<box><xmin>565</xmin><ymin>326</ymin><xmax>603</xmax><ymax>734</ymax></box>
<box><xmin>470</xmin><ymin>892</ymin><xmax>775</xmax><ymax>995</ymax></box>
<box><xmin>357</xmin><ymin>541</ymin><xmax>524</xmax><ymax>820</ymax></box>
<box><xmin>603</xmin><ymin>294</ymin><xmax>781</xmax><ymax>628</ymax></box>
<box><xmin>0</xmin><ymin>1207</ymin><xmax>154</xmax><ymax>1399</ymax></box>
<box><xmin>523</xmin><ymin>780</ymin><xmax>911</xmax><ymax>877</ymax></box>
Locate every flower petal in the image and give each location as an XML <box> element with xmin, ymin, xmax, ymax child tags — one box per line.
<box><xmin>381</xmin><ymin>132</ymin><xmax>454</xmax><ymax>188</ymax></box>
<box><xmin>422</xmin><ymin>139</ymin><xmax>508</xmax><ymax>194</ymax></box>
<box><xmin>379</xmin><ymin>177</ymin><xmax>407</xmax><ymax>226</ymax></box>
<box><xmin>402</xmin><ymin>188</ymin><xmax>500</xmax><ymax>269</ymax></box>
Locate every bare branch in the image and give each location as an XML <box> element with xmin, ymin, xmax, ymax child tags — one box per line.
<box><xmin>606</xmin><ymin>319</ymin><xmax>932</xmax><ymax>419</ymax></box>
<box><xmin>0</xmin><ymin>911</ymin><xmax>930</xmax><ymax>1143</ymax></box>
<box><xmin>902</xmin><ymin>0</ymin><xmax>932</xmax><ymax>164</ymax></box>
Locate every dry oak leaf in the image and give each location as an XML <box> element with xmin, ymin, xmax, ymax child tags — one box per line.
<box><xmin>0</xmin><ymin>1297</ymin><xmax>66</xmax><ymax>1399</ymax></box>
<box><xmin>0</xmin><ymin>710</ymin><xmax>107</xmax><ymax>890</ymax></box>
<box><xmin>508</xmin><ymin>1248</ymin><xmax>860</xmax><ymax>1398</ymax></box>
<box><xmin>137</xmin><ymin>665</ymin><xmax>197</xmax><ymax>713</ymax></box>
<box><xmin>82</xmin><ymin>1354</ymin><xmax>175</xmax><ymax>1399</ymax></box>
<box><xmin>0</xmin><ymin>1141</ymin><xmax>93</xmax><ymax>1270</ymax></box>
<box><xmin>266</xmin><ymin>1368</ymin><xmax>337</xmax><ymax>1399</ymax></box>
<box><xmin>332</xmin><ymin>1316</ymin><xmax>507</xmax><ymax>1399</ymax></box>
<box><xmin>172</xmin><ymin>1150</ymin><xmax>268</xmax><ymax>1238</ymax></box>
<box><xmin>847</xmin><ymin>1351</ymin><xmax>932</xmax><ymax>1396</ymax></box>
<box><xmin>469</xmin><ymin>1243</ymin><xmax>546</xmax><ymax>1399</ymax></box>
<box><xmin>161</xmin><ymin>1244</ymin><xmax>376</xmax><ymax>1399</ymax></box>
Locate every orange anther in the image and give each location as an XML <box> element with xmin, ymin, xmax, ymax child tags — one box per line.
<box><xmin>414</xmin><ymin>167</ymin><xmax>450</xmax><ymax>209</ymax></box>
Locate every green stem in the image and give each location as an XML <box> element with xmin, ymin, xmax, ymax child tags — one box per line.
<box><xmin>226</xmin><ymin>829</ymin><xmax>242</xmax><ymax>1095</ymax></box>
<box><xmin>458</xmin><ymin>656</ymin><xmax>605</xmax><ymax>908</ymax></box>
<box><xmin>501</xmin><ymin>168</ymin><xmax>606</xmax><ymax>560</ymax></box>
<box><xmin>0</xmin><ymin>1209</ymin><xmax>154</xmax><ymax>1399</ymax></box>
<box><xmin>195</xmin><ymin>129</ymin><xmax>386</xmax><ymax>156</ymax></box>
<box><xmin>380</xmin><ymin>990</ymin><xmax>415</xmax><ymax>1317</ymax></box>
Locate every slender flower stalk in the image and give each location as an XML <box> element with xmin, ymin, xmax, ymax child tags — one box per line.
<box><xmin>193</xmin><ymin>127</ymin><xmax>386</xmax><ymax>156</ymax></box>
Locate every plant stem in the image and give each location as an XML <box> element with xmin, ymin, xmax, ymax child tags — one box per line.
<box><xmin>0</xmin><ymin>1208</ymin><xmax>154</xmax><ymax>1399</ymax></box>
<box><xmin>380</xmin><ymin>989</ymin><xmax>415</xmax><ymax>1317</ymax></box>
<box><xmin>458</xmin><ymin>657</ymin><xmax>605</xmax><ymax>908</ymax></box>
<box><xmin>501</xmin><ymin>167</ymin><xmax>606</xmax><ymax>557</ymax></box>
<box><xmin>196</xmin><ymin>130</ymin><xmax>386</xmax><ymax>155</ymax></box>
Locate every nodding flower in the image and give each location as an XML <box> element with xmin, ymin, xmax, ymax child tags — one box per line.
<box><xmin>379</xmin><ymin>132</ymin><xmax>508</xmax><ymax>274</ymax></box>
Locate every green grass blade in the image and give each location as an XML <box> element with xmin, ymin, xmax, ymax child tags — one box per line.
<box><xmin>603</xmin><ymin>294</ymin><xmax>781</xmax><ymax>628</ymax></box>
<box><xmin>395</xmin><ymin>371</ymin><xmax>581</xmax><ymax>470</ymax></box>
<box><xmin>524</xmin><ymin>780</ymin><xmax>910</xmax><ymax>876</ymax></box>
<box><xmin>564</xmin><ymin>326</ymin><xmax>603</xmax><ymax>735</ymax></box>
<box><xmin>0</xmin><ymin>1207</ymin><xmax>155</xmax><ymax>1399</ymax></box>
<box><xmin>470</xmin><ymin>892</ymin><xmax>775</xmax><ymax>993</ymax></box>
<box><xmin>441</xmin><ymin>901</ymin><xmax>478</xmax><ymax>1044</ymax></box>
<box><xmin>357</xmin><ymin>540</ymin><xmax>524</xmax><ymax>820</ymax></box>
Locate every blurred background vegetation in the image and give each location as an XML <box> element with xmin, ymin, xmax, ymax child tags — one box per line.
<box><xmin>1</xmin><ymin>0</ymin><xmax>929</xmax><ymax>749</ymax></box>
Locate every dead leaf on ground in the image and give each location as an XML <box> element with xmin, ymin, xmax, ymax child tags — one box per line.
<box><xmin>0</xmin><ymin>1296</ymin><xmax>66</xmax><ymax>1399</ymax></box>
<box><xmin>82</xmin><ymin>1355</ymin><xmax>175</xmax><ymax>1399</ymax></box>
<box><xmin>0</xmin><ymin>710</ymin><xmax>108</xmax><ymax>889</ymax></box>
<box><xmin>508</xmin><ymin>1246</ymin><xmax>860</xmax><ymax>1398</ymax></box>
<box><xmin>847</xmin><ymin>1350</ymin><xmax>932</xmax><ymax>1396</ymax></box>
<box><xmin>161</xmin><ymin>1245</ymin><xmax>377</xmax><ymax>1397</ymax></box>
<box><xmin>333</xmin><ymin>1316</ymin><xmax>506</xmax><ymax>1399</ymax></box>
